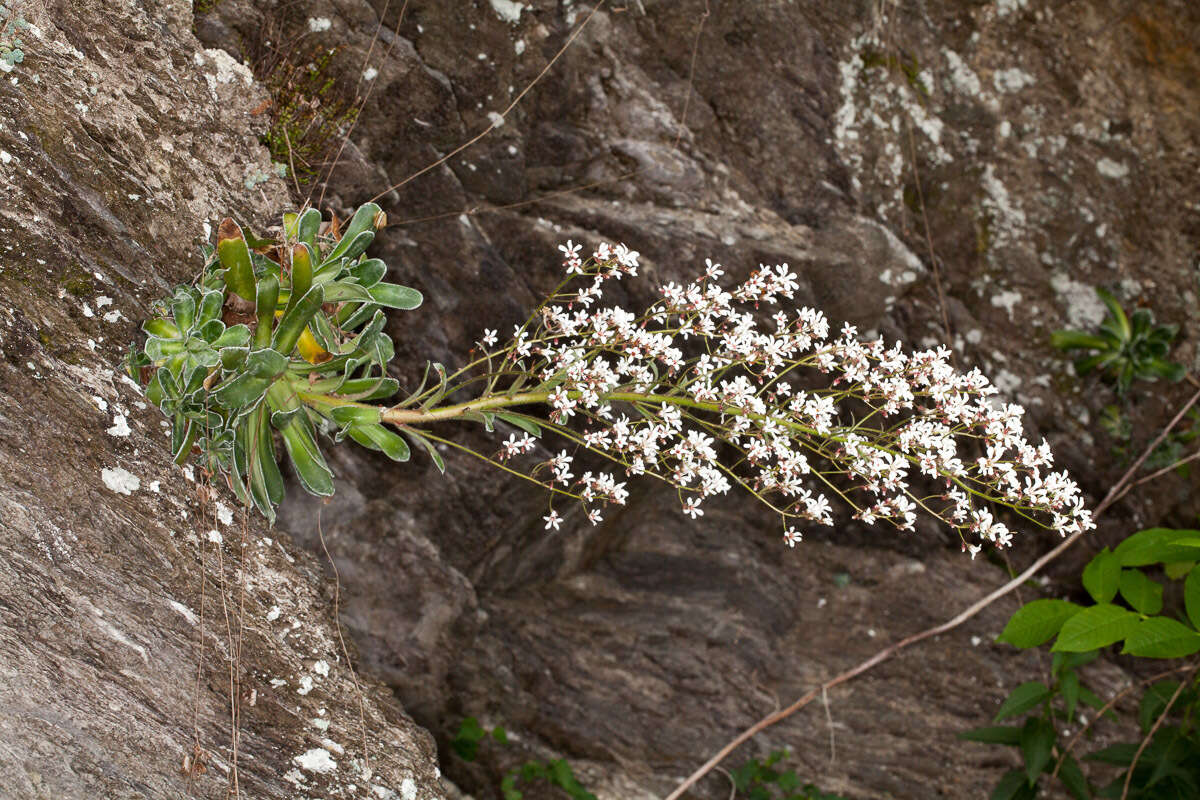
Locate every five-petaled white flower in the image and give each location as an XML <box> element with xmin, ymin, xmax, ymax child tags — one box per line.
<box><xmin>543</xmin><ymin>510</ymin><xmax>563</xmax><ymax>531</ymax></box>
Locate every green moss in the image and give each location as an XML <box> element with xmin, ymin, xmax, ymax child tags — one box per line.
<box><xmin>61</xmin><ymin>270</ymin><xmax>95</xmax><ymax>297</ymax></box>
<box><xmin>975</xmin><ymin>213</ymin><xmax>993</xmax><ymax>255</ymax></box>
<box><xmin>860</xmin><ymin>47</ymin><xmax>929</xmax><ymax>97</ymax></box>
<box><xmin>257</xmin><ymin>47</ymin><xmax>360</xmax><ymax>186</ymax></box>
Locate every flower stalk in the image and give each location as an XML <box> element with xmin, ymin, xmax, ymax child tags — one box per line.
<box><xmin>133</xmin><ymin>203</ymin><xmax>1093</xmax><ymax>556</ymax></box>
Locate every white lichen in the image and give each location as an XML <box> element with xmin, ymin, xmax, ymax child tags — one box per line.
<box><xmin>993</xmin><ymin>67</ymin><xmax>1035</xmax><ymax>93</ymax></box>
<box><xmin>490</xmin><ymin>0</ymin><xmax>527</xmax><ymax>23</ymax></box>
<box><xmin>1051</xmin><ymin>271</ymin><xmax>1108</xmax><ymax>328</ymax></box>
<box><xmin>308</xmin><ymin>17</ymin><xmax>332</xmax><ymax>33</ymax></box>
<box><xmin>106</xmin><ymin>413</ymin><xmax>131</xmax><ymax>437</ymax></box>
<box><xmin>991</xmin><ymin>289</ymin><xmax>1023</xmax><ymax>318</ymax></box>
<box><xmin>294</xmin><ymin>748</ymin><xmax>338</xmax><ymax>774</ymax></box>
<box><xmin>101</xmin><ymin>466</ymin><xmax>140</xmax><ymax>495</ymax></box>
<box><xmin>1096</xmin><ymin>157</ymin><xmax>1129</xmax><ymax>179</ymax></box>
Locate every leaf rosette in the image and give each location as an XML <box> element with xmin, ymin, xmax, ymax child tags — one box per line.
<box><xmin>130</xmin><ymin>203</ymin><xmax>422</xmax><ymax>521</ymax></box>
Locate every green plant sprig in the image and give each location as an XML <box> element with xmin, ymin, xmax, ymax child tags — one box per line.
<box><xmin>965</xmin><ymin>526</ymin><xmax>1200</xmax><ymax>798</ymax></box>
<box><xmin>1052</xmin><ymin>288</ymin><xmax>1186</xmax><ymax>395</ymax></box>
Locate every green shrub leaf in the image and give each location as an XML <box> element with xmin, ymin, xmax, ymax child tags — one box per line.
<box><xmin>1057</xmin><ymin>753</ymin><xmax>1090</xmax><ymax>800</ymax></box>
<box><xmin>998</xmin><ymin>599</ymin><xmax>1084</xmax><ymax>649</ymax></box>
<box><xmin>1020</xmin><ymin>718</ymin><xmax>1055</xmax><ymax>784</ymax></box>
<box><xmin>1082</xmin><ymin>548</ymin><xmax>1121</xmax><ymax>603</ymax></box>
<box><xmin>1118</xmin><ymin>569</ymin><xmax>1163</xmax><ymax>615</ymax></box>
<box><xmin>1051</xmin><ymin>604</ymin><xmax>1140</xmax><ymax>652</ymax></box>
<box><xmin>1114</xmin><ymin>528</ymin><xmax>1200</xmax><ymax>567</ymax></box>
<box><xmin>995</xmin><ymin>682</ymin><xmax>1050</xmax><ymax>722</ymax></box>
<box><xmin>1121</xmin><ymin>616</ymin><xmax>1200</xmax><ymax>659</ymax></box>
<box><xmin>1185</xmin><ymin>565</ymin><xmax>1200</xmax><ymax>630</ymax></box>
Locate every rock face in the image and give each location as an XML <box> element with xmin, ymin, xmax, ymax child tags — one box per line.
<box><xmin>199</xmin><ymin>0</ymin><xmax>1196</xmax><ymax>798</ymax></box>
<box><xmin>3</xmin><ymin>0</ymin><xmax>1198</xmax><ymax>798</ymax></box>
<box><xmin>0</xmin><ymin>1</ymin><xmax>441</xmax><ymax>798</ymax></box>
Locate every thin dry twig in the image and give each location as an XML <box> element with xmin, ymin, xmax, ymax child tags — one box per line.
<box><xmin>903</xmin><ymin>121</ymin><xmax>954</xmax><ymax>363</ymax></box>
<box><xmin>1120</xmin><ymin>664</ymin><xmax>1198</xmax><ymax>800</ymax></box>
<box><xmin>315</xmin><ymin>0</ymin><xmax>409</xmax><ymax>211</ymax></box>
<box><xmin>664</xmin><ymin>385</ymin><xmax>1200</xmax><ymax>800</ymax></box>
<box><xmin>367</xmin><ymin>1</ymin><xmax>608</xmax><ymax>205</ymax></box>
<box><xmin>1051</xmin><ymin>661</ymin><xmax>1198</xmax><ymax>780</ymax></box>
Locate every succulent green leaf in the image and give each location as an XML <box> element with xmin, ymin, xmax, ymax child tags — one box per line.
<box><xmin>405</xmin><ymin>430</ymin><xmax>445</xmax><ymax>473</ymax></box>
<box><xmin>170</xmin><ymin>288</ymin><xmax>197</xmax><ymax>333</ymax></box>
<box><xmin>253</xmin><ymin>274</ymin><xmax>280</xmax><ymax>350</ymax></box>
<box><xmin>997</xmin><ymin>599</ymin><xmax>1084</xmax><ymax>649</ymax></box>
<box><xmin>337</xmin><ymin>377</ymin><xmax>399</xmax><ymax>402</ymax></box>
<box><xmin>217</xmin><ymin>218</ymin><xmax>257</xmax><ymax>302</ymax></box>
<box><xmin>324</xmin><ymin>203</ymin><xmax>382</xmax><ymax>262</ymax></box>
<box><xmin>288</xmin><ymin>243</ymin><xmax>315</xmax><ymax>312</ymax></box>
<box><xmin>297</xmin><ymin>207</ymin><xmax>323</xmax><ymax>250</ymax></box>
<box><xmin>220</xmin><ymin>346</ymin><xmax>249</xmax><ymax>371</ymax></box>
<box><xmin>1095</xmin><ymin>287</ymin><xmax>1130</xmax><ymax>340</ymax></box>
<box><xmin>368</xmin><ymin>282</ymin><xmax>423</xmax><ymax>310</ymax></box>
<box><xmin>143</xmin><ymin>317</ymin><xmax>180</xmax><ymax>339</ymax></box>
<box><xmin>171</xmin><ymin>416</ymin><xmax>198</xmax><ymax>465</ymax></box>
<box><xmin>253</xmin><ymin>408</ymin><xmax>285</xmax><ymax>507</ymax></box>
<box><xmin>349</xmin><ymin>258</ymin><xmax>386</xmax><ymax>287</ymax></box>
<box><xmin>212</xmin><ymin>323</ymin><xmax>252</xmax><ymax>350</ymax></box>
<box><xmin>328</xmin><ymin>405</ymin><xmax>382</xmax><ymax>425</ymax></box>
<box><xmin>348</xmin><ymin>423</ymin><xmax>411</xmax><ymax>462</ymax></box>
<box><xmin>322</xmin><ymin>280</ymin><xmax>374</xmax><ymax>304</ymax></box>
<box><xmin>146</xmin><ymin>338</ymin><xmax>184</xmax><ymax>360</ymax></box>
<box><xmin>1051</xmin><ymin>330</ymin><xmax>1110</xmax><ymax>352</ymax></box>
<box><xmin>1052</xmin><ymin>604</ymin><xmax>1140</xmax><ymax>652</ymax></box>
<box><xmin>244</xmin><ymin>348</ymin><xmax>288</xmax><ymax>379</ymax></box>
<box><xmin>279</xmin><ymin>415</ymin><xmax>335</xmax><ymax>497</ymax></box>
<box><xmin>197</xmin><ymin>318</ymin><xmax>226</xmax><ymax>344</ymax></box>
<box><xmin>272</xmin><ymin>283</ymin><xmax>325</xmax><ymax>356</ymax></box>
<box><xmin>211</xmin><ymin>373</ymin><xmax>274</xmax><ymax>411</ymax></box>
<box><xmin>197</xmin><ymin>288</ymin><xmax>224</xmax><ymax>325</ymax></box>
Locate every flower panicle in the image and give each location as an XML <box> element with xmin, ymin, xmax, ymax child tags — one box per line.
<box><xmin>470</xmin><ymin>242</ymin><xmax>1094</xmax><ymax>554</ymax></box>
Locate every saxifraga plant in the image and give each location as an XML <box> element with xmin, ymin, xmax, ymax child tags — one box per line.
<box><xmin>1051</xmin><ymin>287</ymin><xmax>1185</xmax><ymax>395</ymax></box>
<box><xmin>128</xmin><ymin>204</ymin><xmax>420</xmax><ymax>522</ymax></box>
<box><xmin>131</xmin><ymin>203</ymin><xmax>1095</xmax><ymax>555</ymax></box>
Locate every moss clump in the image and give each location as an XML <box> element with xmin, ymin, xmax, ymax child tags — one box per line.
<box><xmin>254</xmin><ymin>45</ymin><xmax>360</xmax><ymax>186</ymax></box>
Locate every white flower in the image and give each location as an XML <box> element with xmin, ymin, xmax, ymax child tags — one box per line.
<box><xmin>543</xmin><ymin>510</ymin><xmax>563</xmax><ymax>531</ymax></box>
<box><xmin>481</xmin><ymin>328</ymin><xmax>498</xmax><ymax>348</ymax></box>
<box><xmin>783</xmin><ymin>527</ymin><xmax>803</xmax><ymax>547</ymax></box>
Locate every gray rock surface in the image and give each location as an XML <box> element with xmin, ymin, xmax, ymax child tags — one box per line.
<box><xmin>0</xmin><ymin>1</ymin><xmax>441</xmax><ymax>798</ymax></box>
<box><xmin>2</xmin><ymin>0</ymin><xmax>1197</xmax><ymax>798</ymax></box>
